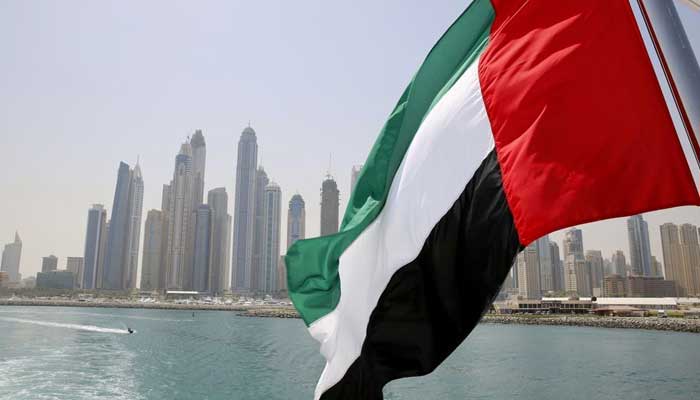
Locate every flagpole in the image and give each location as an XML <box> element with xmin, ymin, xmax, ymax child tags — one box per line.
<box><xmin>637</xmin><ymin>0</ymin><xmax>700</xmax><ymax>169</ymax></box>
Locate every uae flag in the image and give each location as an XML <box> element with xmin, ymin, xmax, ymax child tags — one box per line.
<box><xmin>286</xmin><ymin>0</ymin><xmax>700</xmax><ymax>399</ymax></box>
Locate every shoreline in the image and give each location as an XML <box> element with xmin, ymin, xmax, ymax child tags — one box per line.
<box><xmin>0</xmin><ymin>298</ymin><xmax>292</xmax><ymax>313</ymax></box>
<box><xmin>3</xmin><ymin>300</ymin><xmax>699</xmax><ymax>333</ymax></box>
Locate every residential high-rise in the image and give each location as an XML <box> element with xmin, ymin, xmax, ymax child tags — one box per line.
<box><xmin>97</xmin><ymin>221</ymin><xmax>110</xmax><ymax>289</ymax></box>
<box><xmin>278</xmin><ymin>256</ymin><xmax>287</xmax><ymax>292</ymax></box>
<box><xmin>679</xmin><ymin>223</ymin><xmax>700</xmax><ymax>296</ymax></box>
<box><xmin>251</xmin><ymin>167</ymin><xmax>269</xmax><ymax>291</ymax></box>
<box><xmin>190</xmin><ymin>130</ymin><xmax>207</xmax><ymax>208</ymax></box>
<box><xmin>102</xmin><ymin>161</ymin><xmax>143</xmax><ymax>290</ymax></box>
<box><xmin>42</xmin><ymin>255</ymin><xmax>58</xmax><ymax>272</ymax></box>
<box><xmin>651</xmin><ymin>256</ymin><xmax>663</xmax><ymax>277</ymax></box>
<box><xmin>207</xmin><ymin>188</ymin><xmax>231</xmax><ymax>295</ymax></box>
<box><xmin>232</xmin><ymin>126</ymin><xmax>258</xmax><ymax>292</ymax></box>
<box><xmin>350</xmin><ymin>165</ymin><xmax>363</xmax><ymax>192</ymax></box>
<box><xmin>611</xmin><ymin>250</ymin><xmax>627</xmax><ymax>276</ymax></box>
<box><xmin>262</xmin><ymin>182</ymin><xmax>282</xmax><ymax>293</ymax></box>
<box><xmin>287</xmin><ymin>194</ymin><xmax>306</xmax><ymax>250</ymax></box>
<box><xmin>562</xmin><ymin>228</ymin><xmax>587</xmax><ymax>296</ymax></box>
<box><xmin>1</xmin><ymin>232</ymin><xmax>22</xmax><ymax>284</ymax></box>
<box><xmin>102</xmin><ymin>162</ymin><xmax>132</xmax><ymax>289</ymax></box>
<box><xmin>187</xmin><ymin>130</ymin><xmax>207</xmax><ymax>290</ymax></box>
<box><xmin>165</xmin><ymin>142</ymin><xmax>194</xmax><ymax>289</ymax></box>
<box><xmin>661</xmin><ymin>223</ymin><xmax>688</xmax><ymax>296</ymax></box>
<box><xmin>65</xmin><ymin>257</ymin><xmax>84</xmax><ymax>288</ymax></box>
<box><xmin>564</xmin><ymin>255</ymin><xmax>591</xmax><ymax>297</ymax></box>
<box><xmin>160</xmin><ymin>184</ymin><xmax>171</xmax><ymax>289</ymax></box>
<box><xmin>585</xmin><ymin>250</ymin><xmax>604</xmax><ymax>296</ymax></box>
<box><xmin>517</xmin><ymin>243</ymin><xmax>540</xmax><ymax>298</ymax></box>
<box><xmin>562</xmin><ymin>228</ymin><xmax>584</xmax><ymax>261</ymax></box>
<box><xmin>549</xmin><ymin>241</ymin><xmax>563</xmax><ymax>292</ymax></box>
<box><xmin>140</xmin><ymin>210</ymin><xmax>164</xmax><ymax>291</ymax></box>
<box><xmin>125</xmin><ymin>162</ymin><xmax>144</xmax><ymax>290</ymax></box>
<box><xmin>627</xmin><ymin>214</ymin><xmax>652</xmax><ymax>276</ymax></box>
<box><xmin>320</xmin><ymin>175</ymin><xmax>340</xmax><ymax>236</ymax></box>
<box><xmin>535</xmin><ymin>236</ymin><xmax>553</xmax><ymax>293</ymax></box>
<box><xmin>82</xmin><ymin>205</ymin><xmax>107</xmax><ymax>289</ymax></box>
<box><xmin>193</xmin><ymin>204</ymin><xmax>212</xmax><ymax>293</ymax></box>
<box><xmin>575</xmin><ymin>258</ymin><xmax>592</xmax><ymax>297</ymax></box>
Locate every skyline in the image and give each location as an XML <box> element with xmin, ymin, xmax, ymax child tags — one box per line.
<box><xmin>1</xmin><ymin>1</ymin><xmax>700</xmax><ymax>279</ymax></box>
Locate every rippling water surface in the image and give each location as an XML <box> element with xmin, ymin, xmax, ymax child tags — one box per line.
<box><xmin>1</xmin><ymin>306</ymin><xmax>699</xmax><ymax>399</ymax></box>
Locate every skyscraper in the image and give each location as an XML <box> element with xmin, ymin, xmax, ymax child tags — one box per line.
<box><xmin>1</xmin><ymin>232</ymin><xmax>22</xmax><ymax>284</ymax></box>
<box><xmin>262</xmin><ymin>182</ymin><xmax>282</xmax><ymax>294</ymax></box>
<box><xmin>165</xmin><ymin>142</ymin><xmax>194</xmax><ymax>290</ymax></box>
<box><xmin>679</xmin><ymin>223</ymin><xmax>700</xmax><ymax>296</ymax></box>
<box><xmin>320</xmin><ymin>175</ymin><xmax>340</xmax><ymax>236</ymax></box>
<box><xmin>160</xmin><ymin>184</ymin><xmax>172</xmax><ymax>290</ymax></box>
<box><xmin>102</xmin><ymin>161</ymin><xmax>143</xmax><ymax>290</ymax></box>
<box><xmin>278</xmin><ymin>256</ymin><xmax>287</xmax><ymax>292</ymax></box>
<box><xmin>97</xmin><ymin>221</ymin><xmax>110</xmax><ymax>289</ymax></box>
<box><xmin>188</xmin><ymin>130</ymin><xmax>207</xmax><ymax>290</ymax></box>
<box><xmin>585</xmin><ymin>250</ymin><xmax>604</xmax><ymax>295</ymax></box>
<box><xmin>549</xmin><ymin>241</ymin><xmax>563</xmax><ymax>292</ymax></box>
<box><xmin>563</xmin><ymin>228</ymin><xmax>586</xmax><ymax>295</ymax></box>
<box><xmin>82</xmin><ymin>205</ymin><xmax>107</xmax><ymax>289</ymax></box>
<box><xmin>564</xmin><ymin>254</ymin><xmax>578</xmax><ymax>294</ymax></box>
<box><xmin>251</xmin><ymin>167</ymin><xmax>269</xmax><ymax>291</ymax></box>
<box><xmin>190</xmin><ymin>130</ymin><xmax>207</xmax><ymax>208</ymax></box>
<box><xmin>232</xmin><ymin>126</ymin><xmax>258</xmax><ymax>292</ymax></box>
<box><xmin>65</xmin><ymin>257</ymin><xmax>84</xmax><ymax>289</ymax></box>
<box><xmin>517</xmin><ymin>243</ymin><xmax>540</xmax><ymax>299</ymax></box>
<box><xmin>660</xmin><ymin>223</ymin><xmax>686</xmax><ymax>295</ymax></box>
<box><xmin>102</xmin><ymin>162</ymin><xmax>132</xmax><ymax>289</ymax></box>
<box><xmin>140</xmin><ymin>209</ymin><xmax>164</xmax><ymax>291</ymax></box>
<box><xmin>125</xmin><ymin>162</ymin><xmax>144</xmax><ymax>289</ymax></box>
<box><xmin>535</xmin><ymin>235</ymin><xmax>553</xmax><ymax>292</ymax></box>
<box><xmin>42</xmin><ymin>255</ymin><xmax>58</xmax><ymax>272</ymax></box>
<box><xmin>193</xmin><ymin>204</ymin><xmax>212</xmax><ymax>293</ymax></box>
<box><xmin>611</xmin><ymin>250</ymin><xmax>627</xmax><ymax>276</ymax></box>
<box><xmin>651</xmin><ymin>256</ymin><xmax>663</xmax><ymax>277</ymax></box>
<box><xmin>350</xmin><ymin>165</ymin><xmax>363</xmax><ymax>192</ymax></box>
<box><xmin>287</xmin><ymin>194</ymin><xmax>306</xmax><ymax>250</ymax></box>
<box><xmin>562</xmin><ymin>228</ymin><xmax>583</xmax><ymax>261</ymax></box>
<box><xmin>207</xmin><ymin>187</ymin><xmax>231</xmax><ymax>295</ymax></box>
<box><xmin>627</xmin><ymin>214</ymin><xmax>652</xmax><ymax>276</ymax></box>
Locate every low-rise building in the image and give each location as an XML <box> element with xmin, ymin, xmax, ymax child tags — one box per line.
<box><xmin>36</xmin><ymin>270</ymin><xmax>75</xmax><ymax>289</ymax></box>
<box><xmin>495</xmin><ymin>297</ymin><xmax>593</xmax><ymax>314</ymax></box>
<box><xmin>594</xmin><ymin>297</ymin><xmax>678</xmax><ymax>311</ymax></box>
<box><xmin>603</xmin><ymin>275</ymin><xmax>676</xmax><ymax>297</ymax></box>
<box><xmin>494</xmin><ymin>297</ymin><xmax>685</xmax><ymax>315</ymax></box>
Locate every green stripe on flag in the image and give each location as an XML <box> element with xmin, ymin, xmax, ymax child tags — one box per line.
<box><xmin>286</xmin><ymin>0</ymin><xmax>496</xmax><ymax>326</ymax></box>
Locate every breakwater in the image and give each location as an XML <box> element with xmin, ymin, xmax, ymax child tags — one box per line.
<box><xmin>481</xmin><ymin>314</ymin><xmax>700</xmax><ymax>333</ymax></box>
<box><xmin>239</xmin><ymin>308</ymin><xmax>700</xmax><ymax>334</ymax></box>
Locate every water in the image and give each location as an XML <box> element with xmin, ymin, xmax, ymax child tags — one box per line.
<box><xmin>0</xmin><ymin>306</ymin><xmax>698</xmax><ymax>400</ymax></box>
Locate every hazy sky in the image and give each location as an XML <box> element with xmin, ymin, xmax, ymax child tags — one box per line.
<box><xmin>1</xmin><ymin>1</ymin><xmax>699</xmax><ymax>280</ymax></box>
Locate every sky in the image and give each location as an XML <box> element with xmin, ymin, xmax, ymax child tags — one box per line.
<box><xmin>1</xmin><ymin>1</ymin><xmax>699</xmax><ymax>280</ymax></box>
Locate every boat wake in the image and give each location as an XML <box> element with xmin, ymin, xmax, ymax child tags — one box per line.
<box><xmin>0</xmin><ymin>317</ymin><xmax>129</xmax><ymax>334</ymax></box>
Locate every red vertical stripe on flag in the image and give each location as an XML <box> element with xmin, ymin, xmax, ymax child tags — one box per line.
<box><xmin>479</xmin><ymin>0</ymin><xmax>700</xmax><ymax>245</ymax></box>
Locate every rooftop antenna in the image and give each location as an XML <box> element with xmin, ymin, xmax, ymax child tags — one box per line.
<box><xmin>326</xmin><ymin>153</ymin><xmax>333</xmax><ymax>179</ymax></box>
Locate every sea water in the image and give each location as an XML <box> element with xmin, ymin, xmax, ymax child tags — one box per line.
<box><xmin>0</xmin><ymin>306</ymin><xmax>698</xmax><ymax>400</ymax></box>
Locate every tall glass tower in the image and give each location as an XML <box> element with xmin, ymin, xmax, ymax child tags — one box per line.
<box><xmin>287</xmin><ymin>194</ymin><xmax>306</xmax><ymax>250</ymax></box>
<box><xmin>232</xmin><ymin>126</ymin><xmax>258</xmax><ymax>292</ymax></box>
